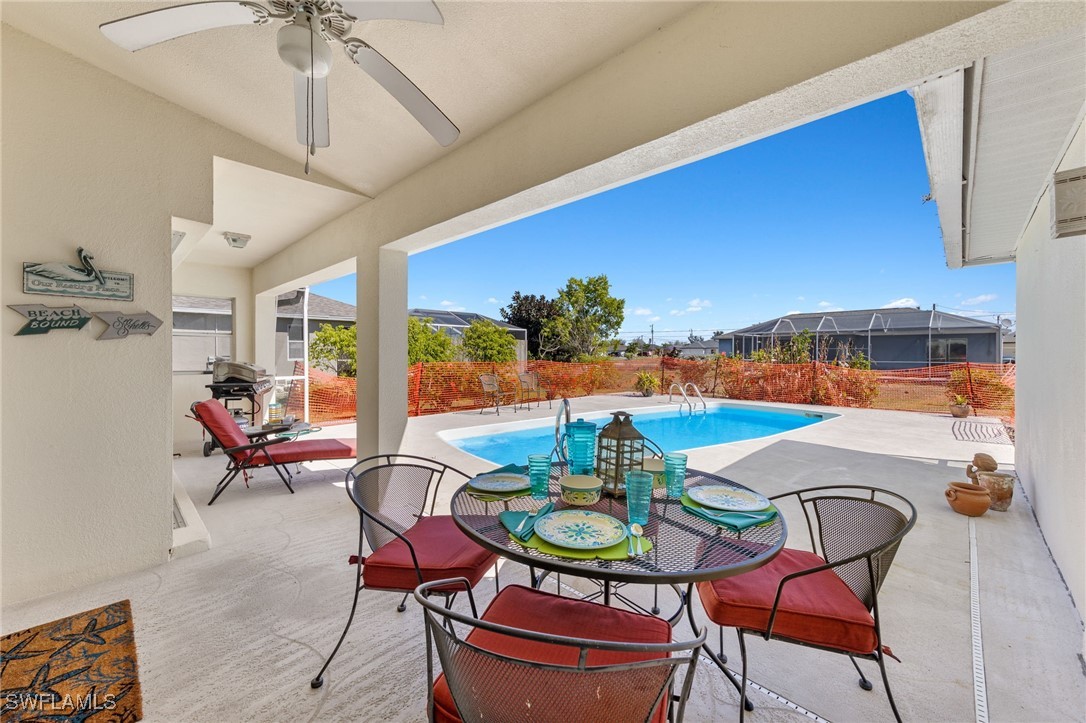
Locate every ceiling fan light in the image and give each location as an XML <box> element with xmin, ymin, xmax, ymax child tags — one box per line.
<box><xmin>277</xmin><ymin>21</ymin><xmax>332</xmax><ymax>78</ymax></box>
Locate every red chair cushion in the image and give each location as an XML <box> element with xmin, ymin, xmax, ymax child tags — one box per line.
<box><xmin>433</xmin><ymin>585</ymin><xmax>672</xmax><ymax>723</ymax></box>
<box><xmin>696</xmin><ymin>547</ymin><xmax>877</xmax><ymax>655</ymax></box>
<box><xmin>361</xmin><ymin>516</ymin><xmax>497</xmax><ymax>592</ymax></box>
<box><xmin>251</xmin><ymin>438</ymin><xmax>356</xmax><ymax>465</ymax></box>
<box><xmin>193</xmin><ymin>400</ymin><xmax>249</xmax><ymax>452</ymax></box>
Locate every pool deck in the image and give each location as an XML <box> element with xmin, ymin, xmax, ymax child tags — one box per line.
<box><xmin>4</xmin><ymin>396</ymin><xmax>1083</xmax><ymax>721</ymax></box>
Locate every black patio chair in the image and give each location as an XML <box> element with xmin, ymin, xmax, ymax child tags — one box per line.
<box><xmin>695</xmin><ymin>485</ymin><xmax>917</xmax><ymax>721</ymax></box>
<box><xmin>416</xmin><ymin>578</ymin><xmax>706</xmax><ymax>723</ymax></box>
<box><xmin>310</xmin><ymin>455</ymin><xmax>499</xmax><ymax>689</ymax></box>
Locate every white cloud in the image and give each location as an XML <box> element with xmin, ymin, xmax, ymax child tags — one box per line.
<box><xmin>486</xmin><ymin>297</ymin><xmax>499</xmax><ymax>304</ymax></box>
<box><xmin>882</xmin><ymin>297</ymin><xmax>918</xmax><ymax>309</ymax></box>
<box><xmin>785</xmin><ymin>310</ymin><xmax>801</xmax><ymax>316</ymax></box>
<box><xmin>817</xmin><ymin>301</ymin><xmax>835</xmax><ymax>309</ymax></box>
<box><xmin>962</xmin><ymin>293</ymin><xmax>997</xmax><ymax>306</ymax></box>
<box><xmin>632</xmin><ymin>307</ymin><xmax>653</xmax><ymax>316</ymax></box>
<box><xmin>684</xmin><ymin>298</ymin><xmax>712</xmax><ymax>313</ymax></box>
<box><xmin>648</xmin><ymin>316</ymin><xmax>661</xmax><ymax>322</ymax></box>
<box><xmin>665</xmin><ymin>298</ymin><xmax>673</xmax><ymax>302</ymax></box>
<box><xmin>669</xmin><ymin>310</ymin><xmax>683</xmax><ymax>317</ymax></box>
<box><xmin>796</xmin><ymin>296</ymin><xmax>805</xmax><ymax>302</ymax></box>
<box><xmin>419</xmin><ymin>295</ymin><xmax>427</xmax><ymax>301</ymax></box>
<box><xmin>439</xmin><ymin>300</ymin><xmax>465</xmax><ymax>311</ymax></box>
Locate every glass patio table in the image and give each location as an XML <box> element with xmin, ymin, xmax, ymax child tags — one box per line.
<box><xmin>450</xmin><ymin>463</ymin><xmax>788</xmax><ymax>624</ymax></box>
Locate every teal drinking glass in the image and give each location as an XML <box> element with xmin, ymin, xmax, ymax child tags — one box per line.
<box><xmin>625</xmin><ymin>470</ymin><xmax>653</xmax><ymax>526</ymax></box>
<box><xmin>564</xmin><ymin>419</ymin><xmax>597</xmax><ymax>475</ymax></box>
<box><xmin>527</xmin><ymin>454</ymin><xmax>552</xmax><ymax>500</ymax></box>
<box><xmin>664</xmin><ymin>452</ymin><xmax>688</xmax><ymax>498</ymax></box>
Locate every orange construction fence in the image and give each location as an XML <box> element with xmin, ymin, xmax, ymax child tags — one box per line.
<box><xmin>283</xmin><ymin>357</ymin><xmax>1015</xmax><ymax>426</ymax></box>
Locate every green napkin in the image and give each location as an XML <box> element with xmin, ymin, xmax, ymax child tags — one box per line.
<box><xmin>498</xmin><ymin>502</ymin><xmax>555</xmax><ymax>541</ymax></box>
<box><xmin>468</xmin><ymin>488</ymin><xmax>533</xmax><ymax>503</ymax></box>
<box><xmin>681</xmin><ymin>493</ymin><xmax>778</xmax><ymax>531</ymax></box>
<box><xmin>510</xmin><ymin>531</ymin><xmax>654</xmax><ymax>560</ymax></box>
<box><xmin>490</xmin><ymin>463</ymin><xmax>528</xmax><ymax>475</ymax></box>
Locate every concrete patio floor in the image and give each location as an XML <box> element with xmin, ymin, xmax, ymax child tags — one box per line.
<box><xmin>3</xmin><ymin>396</ymin><xmax>1083</xmax><ymax>721</ymax></box>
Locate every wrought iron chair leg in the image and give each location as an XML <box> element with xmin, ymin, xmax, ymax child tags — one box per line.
<box><xmin>311</xmin><ymin>582</ymin><xmax>363</xmax><ymax>689</ymax></box>
<box><xmin>396</xmin><ymin>591</ymin><xmax>410</xmax><ymax>612</ymax></box>
<box><xmin>652</xmin><ymin>584</ymin><xmax>660</xmax><ymax>615</ymax></box>
<box><xmin>737</xmin><ymin>629</ymin><xmax>751</xmax><ymax>721</ymax></box>
<box><xmin>849</xmin><ymin>653</ymin><xmax>874</xmax><ymax>690</ymax></box>
<box><xmin>208</xmin><ymin>467</ymin><xmax>241</xmax><ymax>505</ymax></box>
<box><xmin>719</xmin><ymin>626</ymin><xmax>728</xmax><ymax>663</ymax></box>
<box><xmin>877</xmin><ymin>649</ymin><xmax>904</xmax><ymax>722</ymax></box>
<box><xmin>270</xmin><ymin>462</ymin><xmax>294</xmax><ymax>494</ymax></box>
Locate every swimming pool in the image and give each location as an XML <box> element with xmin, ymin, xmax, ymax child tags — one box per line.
<box><xmin>442</xmin><ymin>403</ymin><xmax>836</xmax><ymax>465</ymax></box>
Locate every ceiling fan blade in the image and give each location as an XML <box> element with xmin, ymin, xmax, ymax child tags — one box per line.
<box><xmin>337</xmin><ymin>1</ymin><xmax>443</xmax><ymax>25</ymax></box>
<box><xmin>294</xmin><ymin>73</ymin><xmax>331</xmax><ymax>148</ymax></box>
<box><xmin>345</xmin><ymin>41</ymin><xmax>459</xmax><ymax>146</ymax></box>
<box><xmin>100</xmin><ymin>1</ymin><xmax>268</xmax><ymax>52</ymax></box>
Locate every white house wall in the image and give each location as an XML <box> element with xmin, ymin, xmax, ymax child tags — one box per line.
<box><xmin>0</xmin><ymin>26</ymin><xmax>344</xmax><ymax>604</ymax></box>
<box><xmin>1015</xmin><ymin>117</ymin><xmax>1086</xmax><ymax>621</ymax></box>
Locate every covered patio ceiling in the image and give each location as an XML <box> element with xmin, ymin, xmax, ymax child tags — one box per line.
<box><xmin>0</xmin><ymin>1</ymin><xmax>694</xmax><ymax>197</ymax></box>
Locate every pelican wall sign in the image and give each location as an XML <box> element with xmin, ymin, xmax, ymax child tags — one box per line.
<box><xmin>94</xmin><ymin>311</ymin><xmax>163</xmax><ymax>340</ymax></box>
<box><xmin>23</xmin><ymin>247</ymin><xmax>134</xmax><ymax>301</ymax></box>
<box><xmin>8</xmin><ymin>304</ymin><xmax>92</xmax><ymax>336</ymax></box>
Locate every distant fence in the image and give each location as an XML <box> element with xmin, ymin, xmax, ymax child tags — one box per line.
<box><xmin>284</xmin><ymin>357</ymin><xmax>1015</xmax><ymax>426</ymax></box>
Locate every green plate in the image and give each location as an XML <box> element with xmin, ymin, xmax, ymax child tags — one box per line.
<box><xmin>533</xmin><ymin>509</ymin><xmax>627</xmax><ymax>550</ymax></box>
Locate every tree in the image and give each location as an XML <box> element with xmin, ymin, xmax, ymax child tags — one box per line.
<box><xmin>542</xmin><ymin>275</ymin><xmax>625</xmax><ymax>360</ymax></box>
<box><xmin>408</xmin><ymin>316</ymin><xmax>455</xmax><ymax>365</ymax></box>
<box><xmin>499</xmin><ymin>292</ymin><xmax>560</xmax><ymax>358</ymax></box>
<box><xmin>308</xmin><ymin>323</ymin><xmax>356</xmax><ymax>377</ymax></box>
<box><xmin>461</xmin><ymin>319</ymin><xmax>517</xmax><ymax>362</ymax></box>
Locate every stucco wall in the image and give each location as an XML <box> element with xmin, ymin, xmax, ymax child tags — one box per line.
<box><xmin>1015</xmin><ymin>118</ymin><xmax>1085</xmax><ymax>619</ymax></box>
<box><xmin>0</xmin><ymin>26</ymin><xmax>329</xmax><ymax>603</ymax></box>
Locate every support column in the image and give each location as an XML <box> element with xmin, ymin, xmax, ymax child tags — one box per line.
<box><xmin>254</xmin><ymin>293</ymin><xmax>277</xmax><ymax>377</ymax></box>
<box><xmin>356</xmin><ymin>245</ymin><xmax>409</xmax><ymax>458</ymax></box>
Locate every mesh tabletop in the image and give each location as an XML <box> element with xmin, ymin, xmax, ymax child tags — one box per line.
<box><xmin>451</xmin><ymin>465</ymin><xmax>787</xmax><ymax>585</ymax></box>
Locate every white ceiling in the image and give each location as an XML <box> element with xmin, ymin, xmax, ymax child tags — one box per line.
<box><xmin>175</xmin><ymin>157</ymin><xmax>364</xmax><ymax>267</ymax></box>
<box><xmin>1</xmin><ymin>1</ymin><xmax>695</xmax><ymax>197</ymax></box>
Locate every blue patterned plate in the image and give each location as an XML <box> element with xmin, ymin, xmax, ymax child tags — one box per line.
<box><xmin>533</xmin><ymin>510</ymin><xmax>627</xmax><ymax>550</ymax></box>
<box><xmin>688</xmin><ymin>485</ymin><xmax>770</xmax><ymax>512</ymax></box>
<box><xmin>468</xmin><ymin>473</ymin><xmax>531</xmax><ymax>492</ymax></box>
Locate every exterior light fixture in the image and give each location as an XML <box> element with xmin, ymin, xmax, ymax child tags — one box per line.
<box><xmin>223</xmin><ymin>232</ymin><xmax>251</xmax><ymax>249</ymax></box>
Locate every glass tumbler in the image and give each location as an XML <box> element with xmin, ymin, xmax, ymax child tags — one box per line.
<box><xmin>527</xmin><ymin>454</ymin><xmax>552</xmax><ymax>500</ymax></box>
<box><xmin>625</xmin><ymin>470</ymin><xmax>653</xmax><ymax>526</ymax></box>
<box><xmin>664</xmin><ymin>453</ymin><xmax>688</xmax><ymax>498</ymax></box>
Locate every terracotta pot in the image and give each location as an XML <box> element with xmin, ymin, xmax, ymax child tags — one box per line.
<box><xmin>950</xmin><ymin>404</ymin><xmax>972</xmax><ymax>418</ymax></box>
<box><xmin>945</xmin><ymin>482</ymin><xmax>990</xmax><ymax>517</ymax></box>
<box><xmin>977</xmin><ymin>471</ymin><xmax>1016</xmax><ymax>511</ymax></box>
<box><xmin>966</xmin><ymin>452</ymin><xmax>999</xmax><ymax>482</ymax></box>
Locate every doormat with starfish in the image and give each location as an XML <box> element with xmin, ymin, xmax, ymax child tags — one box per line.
<box><xmin>1</xmin><ymin>599</ymin><xmax>143</xmax><ymax>722</ymax></box>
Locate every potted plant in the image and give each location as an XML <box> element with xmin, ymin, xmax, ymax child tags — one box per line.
<box><xmin>949</xmin><ymin>394</ymin><xmax>973</xmax><ymax>418</ymax></box>
<box><xmin>634</xmin><ymin>371</ymin><xmax>660</xmax><ymax>397</ymax></box>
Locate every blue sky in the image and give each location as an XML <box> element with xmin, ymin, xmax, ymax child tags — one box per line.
<box><xmin>313</xmin><ymin>91</ymin><xmax>1015</xmax><ymax>342</ymax></box>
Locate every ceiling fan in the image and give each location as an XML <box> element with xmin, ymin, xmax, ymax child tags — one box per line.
<box><xmin>100</xmin><ymin>1</ymin><xmax>459</xmax><ymax>173</ymax></box>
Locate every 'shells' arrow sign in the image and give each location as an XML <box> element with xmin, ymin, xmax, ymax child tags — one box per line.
<box><xmin>94</xmin><ymin>311</ymin><xmax>163</xmax><ymax>340</ymax></box>
<box><xmin>8</xmin><ymin>304</ymin><xmax>92</xmax><ymax>336</ymax></box>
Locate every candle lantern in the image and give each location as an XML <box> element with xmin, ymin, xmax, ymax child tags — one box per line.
<box><xmin>596</xmin><ymin>411</ymin><xmax>645</xmax><ymax>497</ymax></box>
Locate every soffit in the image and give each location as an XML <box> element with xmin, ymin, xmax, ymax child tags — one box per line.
<box><xmin>184</xmin><ymin>157</ymin><xmax>364</xmax><ymax>268</ymax></box>
<box><xmin>1</xmin><ymin>1</ymin><xmax>694</xmax><ymax>197</ymax></box>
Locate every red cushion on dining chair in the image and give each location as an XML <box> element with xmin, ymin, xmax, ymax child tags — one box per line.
<box><xmin>696</xmin><ymin>547</ymin><xmax>877</xmax><ymax>655</ymax></box>
<box><xmin>432</xmin><ymin>584</ymin><xmax>673</xmax><ymax>723</ymax></box>
<box><xmin>361</xmin><ymin>516</ymin><xmax>497</xmax><ymax>592</ymax></box>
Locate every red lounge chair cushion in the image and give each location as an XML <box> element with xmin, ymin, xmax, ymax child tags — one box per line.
<box><xmin>433</xmin><ymin>585</ymin><xmax>672</xmax><ymax>723</ymax></box>
<box><xmin>251</xmin><ymin>438</ymin><xmax>356</xmax><ymax>465</ymax></box>
<box><xmin>194</xmin><ymin>400</ymin><xmax>249</xmax><ymax>452</ymax></box>
<box><xmin>361</xmin><ymin>516</ymin><xmax>497</xmax><ymax>592</ymax></box>
<box><xmin>696</xmin><ymin>547</ymin><xmax>877</xmax><ymax>655</ymax></box>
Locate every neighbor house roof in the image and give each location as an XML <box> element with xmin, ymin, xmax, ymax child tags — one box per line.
<box><xmin>715</xmin><ymin>307</ymin><xmax>1000</xmax><ymax>338</ymax></box>
<box><xmin>409</xmin><ymin>309</ymin><xmax>527</xmax><ymax>340</ymax></box>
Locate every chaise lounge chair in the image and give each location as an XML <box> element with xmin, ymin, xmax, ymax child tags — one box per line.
<box><xmin>190</xmin><ymin>400</ymin><xmax>356</xmax><ymax>505</ymax></box>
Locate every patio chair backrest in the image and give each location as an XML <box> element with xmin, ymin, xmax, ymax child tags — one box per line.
<box><xmin>192</xmin><ymin>400</ymin><xmax>249</xmax><ymax>458</ymax></box>
<box><xmin>418</xmin><ymin>589</ymin><xmax>703</xmax><ymax>723</ymax></box>
<box><xmin>518</xmin><ymin>371</ymin><xmax>539</xmax><ymax>390</ymax></box>
<box><xmin>794</xmin><ymin>490</ymin><xmax>915</xmax><ymax>610</ymax></box>
<box><xmin>345</xmin><ymin>457</ymin><xmax>459</xmax><ymax>551</ymax></box>
<box><xmin>479</xmin><ymin>374</ymin><xmax>500</xmax><ymax>393</ymax></box>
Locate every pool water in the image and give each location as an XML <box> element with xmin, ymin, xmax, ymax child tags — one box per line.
<box><xmin>446</xmin><ymin>404</ymin><xmax>832</xmax><ymax>465</ymax></box>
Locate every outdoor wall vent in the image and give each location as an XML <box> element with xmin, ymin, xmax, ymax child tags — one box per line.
<box><xmin>1052</xmin><ymin>167</ymin><xmax>1086</xmax><ymax>239</ymax></box>
<box><xmin>223</xmin><ymin>231</ymin><xmax>251</xmax><ymax>249</ymax></box>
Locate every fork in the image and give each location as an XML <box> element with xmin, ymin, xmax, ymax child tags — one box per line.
<box><xmin>514</xmin><ymin>509</ymin><xmax>539</xmax><ymax>535</ymax></box>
